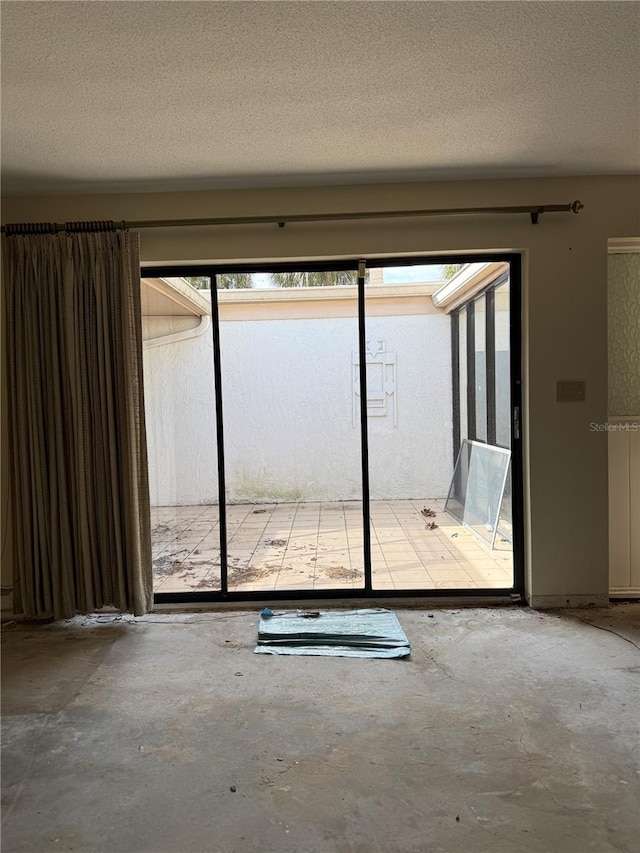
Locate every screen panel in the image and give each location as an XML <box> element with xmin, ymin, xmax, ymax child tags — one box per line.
<box><xmin>445</xmin><ymin>439</ymin><xmax>511</xmax><ymax>548</ymax></box>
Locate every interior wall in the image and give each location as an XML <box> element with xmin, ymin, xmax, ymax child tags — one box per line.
<box><xmin>2</xmin><ymin>174</ymin><xmax>639</xmax><ymax>605</ymax></box>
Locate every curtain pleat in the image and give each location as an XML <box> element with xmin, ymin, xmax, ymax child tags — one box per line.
<box><xmin>3</xmin><ymin>230</ymin><xmax>152</xmax><ymax>619</ymax></box>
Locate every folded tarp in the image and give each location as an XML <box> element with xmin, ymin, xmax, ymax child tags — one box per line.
<box><xmin>254</xmin><ymin>608</ymin><xmax>410</xmax><ymax>658</ymax></box>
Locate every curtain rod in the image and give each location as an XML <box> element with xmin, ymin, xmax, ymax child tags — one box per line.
<box><xmin>1</xmin><ymin>200</ymin><xmax>584</xmax><ymax>234</ymax></box>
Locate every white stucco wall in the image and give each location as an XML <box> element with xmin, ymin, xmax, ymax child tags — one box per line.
<box><xmin>143</xmin><ymin>317</ymin><xmax>219</xmax><ymax>506</ymax></box>
<box><xmin>364</xmin><ymin>313</ymin><xmax>452</xmax><ymax>499</ymax></box>
<box><xmin>143</xmin><ymin>311</ymin><xmax>452</xmax><ymax>505</ymax></box>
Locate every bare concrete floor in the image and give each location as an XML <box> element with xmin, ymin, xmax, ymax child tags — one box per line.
<box><xmin>152</xmin><ymin>500</ymin><xmax>514</xmax><ymax>594</ymax></box>
<box><xmin>2</xmin><ymin>605</ymin><xmax>639</xmax><ymax>853</ymax></box>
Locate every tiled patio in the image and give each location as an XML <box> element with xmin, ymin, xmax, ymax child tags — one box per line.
<box><xmin>152</xmin><ymin>499</ymin><xmax>513</xmax><ymax>594</ymax></box>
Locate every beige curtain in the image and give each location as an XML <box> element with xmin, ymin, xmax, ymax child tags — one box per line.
<box><xmin>2</xmin><ymin>225</ymin><xmax>152</xmax><ymax>619</ymax></box>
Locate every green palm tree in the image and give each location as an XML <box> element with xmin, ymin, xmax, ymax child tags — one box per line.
<box><xmin>271</xmin><ymin>270</ymin><xmax>366</xmax><ymax>288</ymax></box>
<box><xmin>442</xmin><ymin>264</ymin><xmax>464</xmax><ymax>280</ymax></box>
<box><xmin>184</xmin><ymin>274</ymin><xmax>253</xmax><ymax>290</ymax></box>
<box><xmin>215</xmin><ymin>273</ymin><xmax>254</xmax><ymax>289</ymax></box>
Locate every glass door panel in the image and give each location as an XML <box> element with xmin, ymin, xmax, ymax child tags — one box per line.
<box><xmin>217</xmin><ymin>268</ymin><xmax>363</xmax><ymax>594</ymax></box>
<box><xmin>364</xmin><ymin>263</ymin><xmax>454</xmax><ymax>591</ymax></box>
<box><xmin>365</xmin><ymin>262</ymin><xmax>516</xmax><ymax>593</ymax></box>
<box><xmin>143</xmin><ymin>275</ymin><xmax>221</xmax><ymax>594</ymax></box>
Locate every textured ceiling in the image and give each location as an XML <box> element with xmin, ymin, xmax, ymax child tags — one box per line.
<box><xmin>2</xmin><ymin>1</ymin><xmax>639</xmax><ymax>196</ymax></box>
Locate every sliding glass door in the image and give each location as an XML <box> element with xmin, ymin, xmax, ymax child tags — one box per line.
<box><xmin>144</xmin><ymin>254</ymin><xmax>522</xmax><ymax>602</ymax></box>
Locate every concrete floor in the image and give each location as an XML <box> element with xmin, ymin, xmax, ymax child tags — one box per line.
<box><xmin>152</xmin><ymin>500</ymin><xmax>513</xmax><ymax>594</ymax></box>
<box><xmin>2</xmin><ymin>604</ymin><xmax>639</xmax><ymax>853</ymax></box>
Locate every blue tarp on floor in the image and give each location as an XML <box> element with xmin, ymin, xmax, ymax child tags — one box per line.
<box><xmin>254</xmin><ymin>608</ymin><xmax>411</xmax><ymax>658</ymax></box>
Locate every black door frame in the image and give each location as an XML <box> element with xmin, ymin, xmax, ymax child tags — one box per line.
<box><xmin>145</xmin><ymin>253</ymin><xmax>524</xmax><ymax>604</ymax></box>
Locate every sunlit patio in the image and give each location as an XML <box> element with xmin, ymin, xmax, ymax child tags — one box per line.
<box><xmin>151</xmin><ymin>499</ymin><xmax>513</xmax><ymax>594</ymax></box>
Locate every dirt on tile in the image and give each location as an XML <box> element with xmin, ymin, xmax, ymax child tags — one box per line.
<box><xmin>152</xmin><ymin>552</ymin><xmax>191</xmax><ymax>578</ymax></box>
<box><xmin>153</xmin><ymin>551</ymin><xmax>216</xmax><ymax>581</ymax></box>
<box><xmin>192</xmin><ymin>575</ymin><xmax>221</xmax><ymax>589</ymax></box>
<box><xmin>321</xmin><ymin>565</ymin><xmax>362</xmax><ymax>581</ymax></box>
<box><xmin>228</xmin><ymin>559</ymin><xmax>281</xmax><ymax>585</ymax></box>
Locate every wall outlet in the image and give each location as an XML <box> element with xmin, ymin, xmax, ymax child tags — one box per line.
<box><xmin>556</xmin><ymin>380</ymin><xmax>586</xmax><ymax>402</ymax></box>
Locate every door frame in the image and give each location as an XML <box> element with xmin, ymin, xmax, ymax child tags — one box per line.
<box><xmin>144</xmin><ymin>252</ymin><xmax>525</xmax><ymax>603</ymax></box>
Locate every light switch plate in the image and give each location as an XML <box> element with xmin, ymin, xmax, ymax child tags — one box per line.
<box><xmin>556</xmin><ymin>380</ymin><xmax>586</xmax><ymax>402</ymax></box>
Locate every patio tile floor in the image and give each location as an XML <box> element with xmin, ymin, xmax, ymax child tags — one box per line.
<box><xmin>151</xmin><ymin>499</ymin><xmax>514</xmax><ymax>594</ymax></box>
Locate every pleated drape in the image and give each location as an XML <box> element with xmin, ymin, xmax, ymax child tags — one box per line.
<box><xmin>3</xmin><ymin>229</ymin><xmax>152</xmax><ymax>618</ymax></box>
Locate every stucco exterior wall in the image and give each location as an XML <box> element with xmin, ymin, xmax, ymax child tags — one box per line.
<box><xmin>142</xmin><ymin>310</ymin><xmax>452</xmax><ymax>505</ymax></box>
<box><xmin>143</xmin><ymin>316</ymin><xmax>219</xmax><ymax>506</ymax></box>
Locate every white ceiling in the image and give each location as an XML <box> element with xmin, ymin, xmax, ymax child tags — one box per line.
<box><xmin>2</xmin><ymin>1</ymin><xmax>639</xmax><ymax>196</ymax></box>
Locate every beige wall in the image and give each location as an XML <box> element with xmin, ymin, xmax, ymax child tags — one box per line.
<box><xmin>2</xmin><ymin>174</ymin><xmax>639</xmax><ymax>605</ymax></box>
